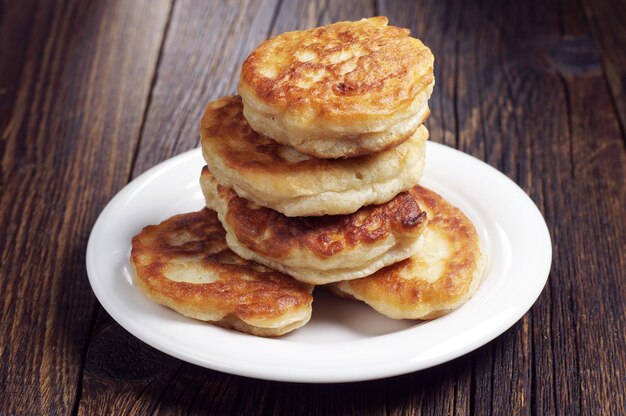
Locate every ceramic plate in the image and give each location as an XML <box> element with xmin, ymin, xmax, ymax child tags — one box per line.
<box><xmin>86</xmin><ymin>142</ymin><xmax>551</xmax><ymax>382</ymax></box>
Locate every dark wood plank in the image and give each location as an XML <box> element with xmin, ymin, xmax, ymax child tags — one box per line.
<box><xmin>132</xmin><ymin>0</ymin><xmax>281</xmax><ymax>173</ymax></box>
<box><xmin>0</xmin><ymin>0</ymin><xmax>172</xmax><ymax>414</ymax></box>
<box><xmin>553</xmin><ymin>7</ymin><xmax>626</xmax><ymax>411</ymax></box>
<box><xmin>0</xmin><ymin>0</ymin><xmax>45</xmax><ymax>139</ymax></box>
<box><xmin>76</xmin><ymin>1</ymin><xmax>280</xmax><ymax>414</ymax></box>
<box><xmin>70</xmin><ymin>0</ymin><xmax>625</xmax><ymax>415</ymax></box>
<box><xmin>580</xmin><ymin>0</ymin><xmax>626</xmax><ymax>141</ymax></box>
<box><xmin>380</xmin><ymin>0</ymin><xmax>626</xmax><ymax>415</ymax></box>
<box><xmin>75</xmin><ymin>312</ymin><xmax>182</xmax><ymax>416</ymax></box>
<box><xmin>560</xmin><ymin>77</ymin><xmax>626</xmax><ymax>414</ymax></box>
<box><xmin>531</xmin><ymin>2</ymin><xmax>625</xmax><ymax>414</ymax></box>
<box><xmin>270</xmin><ymin>0</ymin><xmax>374</xmax><ymax>33</ymax></box>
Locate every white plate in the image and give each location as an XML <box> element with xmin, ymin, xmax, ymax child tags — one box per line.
<box><xmin>86</xmin><ymin>142</ymin><xmax>551</xmax><ymax>383</ymax></box>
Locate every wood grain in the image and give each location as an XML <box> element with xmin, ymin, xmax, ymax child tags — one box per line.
<box><xmin>580</xmin><ymin>0</ymin><xmax>626</xmax><ymax>141</ymax></box>
<box><xmin>379</xmin><ymin>0</ymin><xmax>626</xmax><ymax>414</ymax></box>
<box><xmin>77</xmin><ymin>1</ymin><xmax>282</xmax><ymax>414</ymax></box>
<box><xmin>0</xmin><ymin>1</ymin><xmax>171</xmax><ymax>414</ymax></box>
<box><xmin>132</xmin><ymin>0</ymin><xmax>280</xmax><ymax>173</ymax></box>
<box><xmin>1</xmin><ymin>0</ymin><xmax>625</xmax><ymax>415</ymax></box>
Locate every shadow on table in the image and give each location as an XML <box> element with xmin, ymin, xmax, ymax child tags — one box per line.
<box><xmin>78</xmin><ymin>313</ymin><xmax>484</xmax><ymax>415</ymax></box>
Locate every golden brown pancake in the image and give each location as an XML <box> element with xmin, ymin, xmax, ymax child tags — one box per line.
<box><xmin>200</xmin><ymin>96</ymin><xmax>428</xmax><ymax>217</ymax></box>
<box><xmin>330</xmin><ymin>186</ymin><xmax>486</xmax><ymax>319</ymax></box>
<box><xmin>130</xmin><ymin>209</ymin><xmax>313</xmax><ymax>336</ymax></box>
<box><xmin>200</xmin><ymin>167</ymin><xmax>429</xmax><ymax>285</ymax></box>
<box><xmin>239</xmin><ymin>16</ymin><xmax>435</xmax><ymax>158</ymax></box>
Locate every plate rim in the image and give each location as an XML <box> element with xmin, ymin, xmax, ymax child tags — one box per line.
<box><xmin>86</xmin><ymin>142</ymin><xmax>552</xmax><ymax>383</ymax></box>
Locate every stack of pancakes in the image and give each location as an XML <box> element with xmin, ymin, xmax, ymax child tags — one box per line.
<box><xmin>131</xmin><ymin>17</ymin><xmax>486</xmax><ymax>336</ymax></box>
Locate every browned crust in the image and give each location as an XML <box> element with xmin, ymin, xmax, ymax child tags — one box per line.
<box><xmin>130</xmin><ymin>209</ymin><xmax>312</xmax><ymax>324</ymax></box>
<box><xmin>240</xmin><ymin>17</ymin><xmax>434</xmax><ymax>118</ymax></box>
<box><xmin>200</xmin><ymin>96</ymin><xmax>428</xmax><ymax>172</ymax></box>
<box><xmin>340</xmin><ymin>186</ymin><xmax>483</xmax><ymax>316</ymax></box>
<box><xmin>200</xmin><ymin>95</ymin><xmax>317</xmax><ymax>173</ymax></box>
<box><xmin>205</xmin><ymin>165</ymin><xmax>428</xmax><ymax>260</ymax></box>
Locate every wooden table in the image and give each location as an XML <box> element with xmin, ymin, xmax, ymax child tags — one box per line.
<box><xmin>2</xmin><ymin>1</ymin><xmax>625</xmax><ymax>414</ymax></box>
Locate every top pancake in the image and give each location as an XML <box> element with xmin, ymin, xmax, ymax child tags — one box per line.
<box><xmin>130</xmin><ymin>208</ymin><xmax>313</xmax><ymax>336</ymax></box>
<box><xmin>331</xmin><ymin>185</ymin><xmax>486</xmax><ymax>320</ymax></box>
<box><xmin>200</xmin><ymin>96</ymin><xmax>428</xmax><ymax>217</ymax></box>
<box><xmin>239</xmin><ymin>17</ymin><xmax>435</xmax><ymax>158</ymax></box>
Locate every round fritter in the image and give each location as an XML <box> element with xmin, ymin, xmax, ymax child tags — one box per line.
<box><xmin>200</xmin><ymin>167</ymin><xmax>428</xmax><ymax>285</ymax></box>
<box><xmin>239</xmin><ymin>16</ymin><xmax>435</xmax><ymax>158</ymax></box>
<box><xmin>130</xmin><ymin>209</ymin><xmax>313</xmax><ymax>336</ymax></box>
<box><xmin>330</xmin><ymin>186</ymin><xmax>487</xmax><ymax>320</ymax></box>
<box><xmin>200</xmin><ymin>96</ymin><xmax>428</xmax><ymax>217</ymax></box>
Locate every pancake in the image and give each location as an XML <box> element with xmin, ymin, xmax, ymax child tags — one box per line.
<box><xmin>330</xmin><ymin>186</ymin><xmax>486</xmax><ymax>319</ymax></box>
<box><xmin>239</xmin><ymin>16</ymin><xmax>435</xmax><ymax>158</ymax></box>
<box><xmin>130</xmin><ymin>209</ymin><xmax>313</xmax><ymax>336</ymax></box>
<box><xmin>200</xmin><ymin>96</ymin><xmax>428</xmax><ymax>217</ymax></box>
<box><xmin>200</xmin><ymin>167</ymin><xmax>428</xmax><ymax>285</ymax></box>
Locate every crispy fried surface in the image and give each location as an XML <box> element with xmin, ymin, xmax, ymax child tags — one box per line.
<box><xmin>130</xmin><ymin>209</ymin><xmax>313</xmax><ymax>336</ymax></box>
<box><xmin>200</xmin><ymin>167</ymin><xmax>428</xmax><ymax>284</ymax></box>
<box><xmin>240</xmin><ymin>16</ymin><xmax>433</xmax><ymax>118</ymax></box>
<box><xmin>200</xmin><ymin>96</ymin><xmax>428</xmax><ymax>216</ymax></box>
<box><xmin>238</xmin><ymin>16</ymin><xmax>435</xmax><ymax>158</ymax></box>
<box><xmin>332</xmin><ymin>186</ymin><xmax>486</xmax><ymax>320</ymax></box>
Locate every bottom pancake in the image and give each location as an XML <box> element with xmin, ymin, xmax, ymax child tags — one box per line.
<box><xmin>330</xmin><ymin>186</ymin><xmax>486</xmax><ymax>319</ymax></box>
<box><xmin>130</xmin><ymin>208</ymin><xmax>313</xmax><ymax>336</ymax></box>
